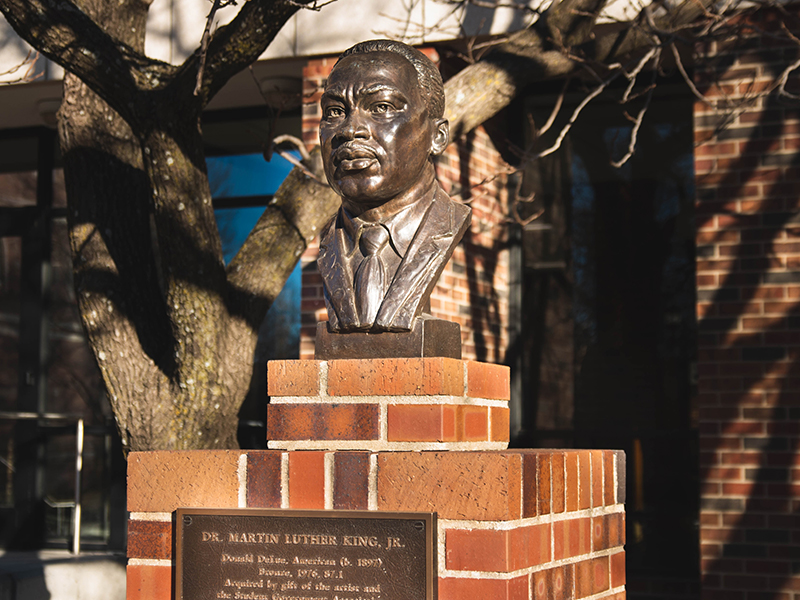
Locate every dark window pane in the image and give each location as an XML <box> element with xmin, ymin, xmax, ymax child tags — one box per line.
<box><xmin>46</xmin><ymin>219</ymin><xmax>105</xmax><ymax>421</ymax></box>
<box><xmin>0</xmin><ymin>236</ymin><xmax>21</xmax><ymax>409</ymax></box>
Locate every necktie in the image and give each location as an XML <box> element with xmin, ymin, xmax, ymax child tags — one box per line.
<box><xmin>355</xmin><ymin>224</ymin><xmax>390</xmax><ymax>326</ymax></box>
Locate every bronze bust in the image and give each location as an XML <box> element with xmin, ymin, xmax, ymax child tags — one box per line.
<box><xmin>317</xmin><ymin>40</ymin><xmax>471</xmax><ymax>334</ymax></box>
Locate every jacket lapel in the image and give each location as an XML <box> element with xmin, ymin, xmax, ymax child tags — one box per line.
<box><xmin>375</xmin><ymin>187</ymin><xmax>471</xmax><ymax>330</ymax></box>
<box><xmin>318</xmin><ymin>213</ymin><xmax>359</xmax><ymax>331</ymax></box>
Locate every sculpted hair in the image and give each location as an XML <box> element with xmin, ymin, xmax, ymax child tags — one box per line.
<box><xmin>336</xmin><ymin>39</ymin><xmax>445</xmax><ymax>119</ymax></box>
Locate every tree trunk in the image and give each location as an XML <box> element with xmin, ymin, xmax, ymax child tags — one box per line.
<box><xmin>58</xmin><ymin>0</ymin><xmax>251</xmax><ymax>451</ymax></box>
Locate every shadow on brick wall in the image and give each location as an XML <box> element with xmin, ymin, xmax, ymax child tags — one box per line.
<box><xmin>696</xmin><ymin>19</ymin><xmax>800</xmax><ymax>597</ymax></box>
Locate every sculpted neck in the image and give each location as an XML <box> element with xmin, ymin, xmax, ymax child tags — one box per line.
<box><xmin>342</xmin><ymin>163</ymin><xmax>438</xmax><ymax>222</ymax></box>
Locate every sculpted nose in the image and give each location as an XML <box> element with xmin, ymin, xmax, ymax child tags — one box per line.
<box><xmin>341</xmin><ymin>111</ymin><xmax>369</xmax><ymax>140</ymax></box>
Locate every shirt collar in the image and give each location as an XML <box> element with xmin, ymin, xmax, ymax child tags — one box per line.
<box><xmin>341</xmin><ymin>192</ymin><xmax>434</xmax><ymax>258</ymax></box>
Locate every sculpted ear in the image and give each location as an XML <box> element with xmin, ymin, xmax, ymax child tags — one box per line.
<box><xmin>430</xmin><ymin>118</ymin><xmax>449</xmax><ymax>156</ymax></box>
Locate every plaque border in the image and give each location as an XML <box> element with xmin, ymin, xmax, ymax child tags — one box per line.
<box><xmin>174</xmin><ymin>508</ymin><xmax>437</xmax><ymax>600</ymax></box>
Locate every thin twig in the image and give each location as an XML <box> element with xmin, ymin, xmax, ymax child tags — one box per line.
<box><xmin>534</xmin><ymin>81</ymin><xmax>608</xmax><ymax>160</ymax></box>
<box><xmin>774</xmin><ymin>56</ymin><xmax>800</xmax><ymax>100</ymax></box>
<box><xmin>0</xmin><ymin>50</ymin><xmax>43</xmax><ymax>85</ymax></box>
<box><xmin>611</xmin><ymin>64</ymin><xmax>658</xmax><ymax>167</ymax></box>
<box><xmin>272</xmin><ymin>135</ymin><xmax>312</xmax><ymax>164</ymax></box>
<box><xmin>621</xmin><ymin>46</ymin><xmax>659</xmax><ymax>103</ymax></box>
<box><xmin>287</xmin><ymin>0</ymin><xmax>338</xmax><ymax>10</ymax></box>
<box><xmin>195</xmin><ymin>0</ymin><xmax>233</xmax><ymax>96</ymax></box>
<box><xmin>671</xmin><ymin>42</ymin><xmax>710</xmax><ymax>104</ymax></box>
<box><xmin>538</xmin><ymin>78</ymin><xmax>569</xmax><ymax>136</ymax></box>
<box><xmin>270</xmin><ymin>135</ymin><xmax>323</xmax><ymax>183</ymax></box>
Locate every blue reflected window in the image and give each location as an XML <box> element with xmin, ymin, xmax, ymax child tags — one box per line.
<box><xmin>208</xmin><ymin>152</ymin><xmax>300</xmax><ymax>361</ymax></box>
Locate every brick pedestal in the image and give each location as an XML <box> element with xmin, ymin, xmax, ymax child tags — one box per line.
<box><xmin>127</xmin><ymin>360</ymin><xmax>626</xmax><ymax>600</ymax></box>
<box><xmin>267</xmin><ymin>358</ymin><xmax>510</xmax><ymax>451</ymax></box>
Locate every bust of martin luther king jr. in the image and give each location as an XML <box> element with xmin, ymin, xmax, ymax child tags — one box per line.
<box><xmin>317</xmin><ymin>39</ymin><xmax>471</xmax><ymax>333</ymax></box>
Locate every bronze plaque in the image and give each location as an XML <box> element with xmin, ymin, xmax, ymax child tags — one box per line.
<box><xmin>175</xmin><ymin>508</ymin><xmax>437</xmax><ymax>600</ymax></box>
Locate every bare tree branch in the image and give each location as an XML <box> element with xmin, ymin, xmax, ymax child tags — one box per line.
<box><xmin>443</xmin><ymin>0</ymin><xmax>721</xmax><ymax>139</ymax></box>
<box><xmin>185</xmin><ymin>0</ymin><xmax>329</xmax><ymax>107</ymax></box>
<box><xmin>0</xmin><ymin>0</ymin><xmax>173</xmax><ymax>122</ymax></box>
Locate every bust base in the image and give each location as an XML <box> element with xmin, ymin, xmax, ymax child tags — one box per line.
<box><xmin>314</xmin><ymin>315</ymin><xmax>461</xmax><ymax>360</ymax></box>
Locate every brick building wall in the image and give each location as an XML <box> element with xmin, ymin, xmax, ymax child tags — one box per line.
<box><xmin>694</xmin><ymin>10</ymin><xmax>800</xmax><ymax>599</ymax></box>
<box><xmin>297</xmin><ymin>52</ymin><xmax>510</xmax><ymax>363</ymax></box>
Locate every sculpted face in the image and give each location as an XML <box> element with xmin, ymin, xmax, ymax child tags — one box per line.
<box><xmin>320</xmin><ymin>51</ymin><xmax>447</xmax><ymax>213</ymax></box>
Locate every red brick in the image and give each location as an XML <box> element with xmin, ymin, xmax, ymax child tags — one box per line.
<box><xmin>459</xmin><ymin>405</ymin><xmax>489</xmax><ymax>441</ymax></box>
<box><xmin>127</xmin><ymin>520</ymin><xmax>171</xmax><ymax>560</ymax></box>
<box><xmin>288</xmin><ymin>451</ymin><xmax>325</xmax><ymax>509</ymax></box>
<box><xmin>554</xmin><ymin>517</ymin><xmax>592</xmax><ymax>560</ymax></box>
<box><xmin>695</xmin><ymin>142</ymin><xmax>737</xmax><ymax>156</ymax></box>
<box><xmin>327</xmin><ymin>358</ymin><xmax>463</xmax><ymax>396</ymax></box>
<box><xmin>533</xmin><ymin>565</ymin><xmax>574</xmax><ymax>600</ymax></box>
<box><xmin>268</xmin><ymin>403</ymin><xmax>379</xmax><ymax>440</ymax></box>
<box><xmin>513</xmin><ymin>523</ymin><xmax>551</xmax><ymax>569</ymax></box>
<box><xmin>576</xmin><ymin>556</ymin><xmax>610</xmax><ymax>598</ymax></box>
<box><xmin>128</xmin><ymin>451</ymin><xmax>242</xmax><ymax>513</ymax></box>
<box><xmin>446</xmin><ymin>528</ymin><xmax>509</xmax><ymax>572</ymax></box>
<box><xmin>127</xmin><ymin>564</ymin><xmax>171</xmax><ymax>600</ymax></box>
<box><xmin>267</xmin><ymin>360</ymin><xmax>322</xmax><ymax>396</ymax></box>
<box><xmin>491</xmin><ymin>407</ymin><xmax>510</xmax><ymax>442</ymax></box>
<box><xmin>445</xmin><ymin>526</ymin><xmax>550</xmax><ymax>572</ymax></box>
<box><xmin>247</xmin><ymin>451</ymin><xmax>282</xmax><ymax>508</ymax></box>
<box><xmin>522</xmin><ymin>453</ymin><xmax>539</xmax><ymax>518</ymax></box>
<box><xmin>604</xmin><ymin>451</ymin><xmax>615</xmax><ymax>505</ymax></box>
<box><xmin>551</xmin><ymin>452</ymin><xmax>565</xmax><ymax>514</ymax></box>
<box><xmin>537</xmin><ymin>454</ymin><xmax>552</xmax><ymax>515</ymax></box>
<box><xmin>387</xmin><ymin>404</ymin><xmax>456</xmax><ymax>442</ymax></box>
<box><xmin>591</xmin><ymin>451</ymin><xmax>604</xmax><ymax>508</ymax></box>
<box><xmin>466</xmin><ymin>361</ymin><xmax>510</xmax><ymax>399</ymax></box>
<box><xmin>333</xmin><ymin>452</ymin><xmax>369</xmax><ymax>510</ymax></box>
<box><xmin>578</xmin><ymin>452</ymin><xmax>591</xmax><ymax>510</ymax></box>
<box><xmin>377</xmin><ymin>452</ymin><xmax>522</xmax><ymax>520</ymax></box>
<box><xmin>439</xmin><ymin>575</ymin><xmax>529</xmax><ymax>600</ymax></box>
<box><xmin>566</xmin><ymin>453</ymin><xmax>579</xmax><ymax>512</ymax></box>
<box><xmin>593</xmin><ymin>513</ymin><xmax>625</xmax><ymax>551</ymax></box>
<box><xmin>610</xmin><ymin>551</ymin><xmax>626</xmax><ymax>588</ymax></box>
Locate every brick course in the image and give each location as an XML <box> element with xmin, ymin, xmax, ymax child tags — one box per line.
<box><xmin>267</xmin><ymin>358</ymin><xmax>510</xmax><ymax>451</ymax></box>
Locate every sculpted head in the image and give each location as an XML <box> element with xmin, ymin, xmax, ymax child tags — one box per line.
<box><xmin>319</xmin><ymin>40</ymin><xmax>449</xmax><ymax>215</ymax></box>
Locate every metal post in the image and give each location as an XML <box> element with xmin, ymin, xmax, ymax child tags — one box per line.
<box><xmin>73</xmin><ymin>418</ymin><xmax>83</xmax><ymax>554</ymax></box>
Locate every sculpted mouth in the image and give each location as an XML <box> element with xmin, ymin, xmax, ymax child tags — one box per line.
<box><xmin>340</xmin><ymin>158</ymin><xmax>376</xmax><ymax>171</ymax></box>
<box><xmin>335</xmin><ymin>145</ymin><xmax>378</xmax><ymax>171</ymax></box>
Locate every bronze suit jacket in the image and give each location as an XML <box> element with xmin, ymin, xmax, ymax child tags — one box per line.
<box><xmin>318</xmin><ymin>185</ymin><xmax>471</xmax><ymax>332</ymax></box>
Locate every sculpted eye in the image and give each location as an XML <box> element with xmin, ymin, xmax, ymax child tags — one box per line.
<box><xmin>324</xmin><ymin>106</ymin><xmax>345</xmax><ymax>119</ymax></box>
<box><xmin>372</xmin><ymin>102</ymin><xmax>393</xmax><ymax>114</ymax></box>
